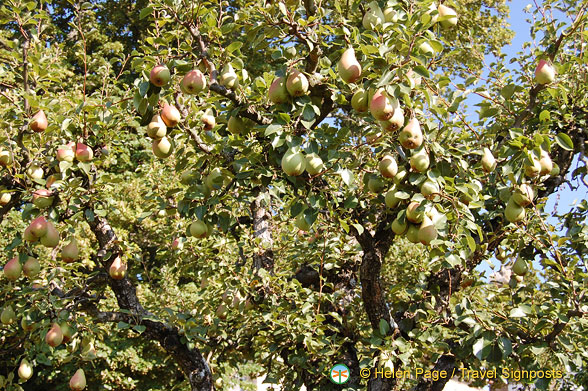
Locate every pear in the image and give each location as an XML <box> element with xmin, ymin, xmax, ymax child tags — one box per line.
<box><xmin>1</xmin><ymin>305</ymin><xmax>16</xmax><ymax>324</ymax></box>
<box><xmin>75</xmin><ymin>143</ymin><xmax>93</xmax><ymax>162</ymax></box>
<box><xmin>410</xmin><ymin>150</ymin><xmax>429</xmax><ymax>172</ymax></box>
<box><xmin>286</xmin><ymin>70</ymin><xmax>309</xmax><ymax>97</ymax></box>
<box><xmin>62</xmin><ymin>238</ymin><xmax>80</xmax><ymax>263</ymax></box>
<box><xmin>60</xmin><ymin>322</ymin><xmax>74</xmax><ymax>342</ymax></box>
<box><xmin>268</xmin><ymin>76</ymin><xmax>289</xmax><ymax>104</ymax></box>
<box><xmin>146</xmin><ymin>115</ymin><xmax>167</xmax><ymax>139</ymax></box>
<box><xmin>393</xmin><ymin>167</ymin><xmax>408</xmax><ymax>185</ymax></box>
<box><xmin>406</xmin><ymin>224</ymin><xmax>420</xmax><ymax>243</ymax></box>
<box><xmin>379</xmin><ymin>108</ymin><xmax>404</xmax><ymax>132</ymax></box>
<box><xmin>30</xmin><ymin>110</ymin><xmax>48</xmax><ymax>132</ymax></box>
<box><xmin>57</xmin><ymin>145</ymin><xmax>75</xmax><ymax>162</ymax></box>
<box><xmin>23</xmin><ymin>257</ymin><xmax>40</xmax><ymax>278</ymax></box>
<box><xmin>23</xmin><ymin>225</ymin><xmax>39</xmax><ymax>243</ymax></box>
<box><xmin>338</xmin><ymin>47</ymin><xmax>362</xmax><ymax>83</ymax></box>
<box><xmin>295</xmin><ymin>213</ymin><xmax>311</xmax><ymax>232</ymax></box>
<box><xmin>305</xmin><ymin>153</ymin><xmax>324</xmax><ymax>176</ymax></box>
<box><xmin>418</xmin><ymin>215</ymin><xmax>438</xmax><ymax>245</ymax></box>
<box><xmin>421</xmin><ymin>179</ymin><xmax>440</xmax><ymax>198</ymax></box>
<box><xmin>27</xmin><ymin>164</ymin><xmax>44</xmax><ymax>180</ymax></box>
<box><xmin>219</xmin><ymin>63</ymin><xmax>239</xmax><ymax>89</ymax></box>
<box><xmin>367</xmin><ymin>176</ymin><xmax>386</xmax><ymax>193</ymax></box>
<box><xmin>534</xmin><ymin>59</ymin><xmax>555</xmax><ymax>85</ymax></box>
<box><xmin>216</xmin><ymin>304</ymin><xmax>227</xmax><ymax>320</ymax></box>
<box><xmin>512</xmin><ymin>183</ymin><xmax>534</xmax><ymax>207</ymax></box>
<box><xmin>81</xmin><ymin>339</ymin><xmax>97</xmax><ymax>361</ymax></box>
<box><xmin>69</xmin><ymin>368</ymin><xmax>86</xmax><ymax>391</ymax></box>
<box><xmin>362</xmin><ymin>1</ymin><xmax>385</xmax><ymax>30</ymax></box>
<box><xmin>206</xmin><ymin>167</ymin><xmax>224</xmax><ymax>190</ymax></box>
<box><xmin>152</xmin><ymin>137</ymin><xmax>174</xmax><ymax>159</ymax></box>
<box><xmin>161</xmin><ymin>104</ymin><xmax>181</xmax><ymax>127</ymax></box>
<box><xmin>109</xmin><ymin>256</ymin><xmax>127</xmax><ymax>280</ymax></box>
<box><xmin>171</xmin><ymin>237</ymin><xmax>183</xmax><ymax>250</ymax></box>
<box><xmin>437</xmin><ymin>4</ymin><xmax>458</xmax><ymax>28</ymax></box>
<box><xmin>29</xmin><ymin>216</ymin><xmax>49</xmax><ymax>238</ymax></box>
<box><xmin>524</xmin><ymin>156</ymin><xmax>541</xmax><ymax>178</ymax></box>
<box><xmin>391</xmin><ymin>212</ymin><xmax>408</xmax><ymax>235</ymax></box>
<box><xmin>40</xmin><ymin>221</ymin><xmax>60</xmax><ymax>248</ymax></box>
<box><xmin>18</xmin><ymin>359</ymin><xmax>33</xmax><ymax>381</ymax></box>
<box><xmin>418</xmin><ymin>41</ymin><xmax>435</xmax><ymax>55</ymax></box>
<box><xmin>149</xmin><ymin>65</ymin><xmax>170</xmax><ymax>87</ymax></box>
<box><xmin>481</xmin><ymin>148</ymin><xmax>497</xmax><ymax>172</ymax></box>
<box><xmin>21</xmin><ymin>314</ymin><xmax>34</xmax><ymax>331</ymax></box>
<box><xmin>180</xmin><ymin>69</ymin><xmax>206</xmax><ymax>94</ymax></box>
<box><xmin>512</xmin><ymin>258</ymin><xmax>528</xmax><ymax>276</ymax></box>
<box><xmin>202</xmin><ymin>109</ymin><xmax>216</xmax><ymax>130</ymax></box>
<box><xmin>505</xmin><ymin>197</ymin><xmax>525</xmax><ymax>223</ymax></box>
<box><xmin>3</xmin><ymin>257</ymin><xmax>21</xmax><ymax>281</ymax></box>
<box><xmin>399</xmin><ymin>118</ymin><xmax>423</xmax><ymax>149</ymax></box>
<box><xmin>190</xmin><ymin>220</ymin><xmax>210</xmax><ymax>238</ymax></box>
<box><xmin>351</xmin><ymin>88</ymin><xmax>369</xmax><ymax>113</ymax></box>
<box><xmin>282</xmin><ymin>150</ymin><xmax>306</xmax><ymax>176</ymax></box>
<box><xmin>0</xmin><ymin>149</ymin><xmax>13</xmax><ymax>167</ymax></box>
<box><xmin>379</xmin><ymin>155</ymin><xmax>397</xmax><ymax>178</ymax></box>
<box><xmin>406</xmin><ymin>201</ymin><xmax>424</xmax><ymax>224</ymax></box>
<box><xmin>385</xmin><ymin>189</ymin><xmax>401</xmax><ymax>209</ymax></box>
<box><xmin>32</xmin><ymin>189</ymin><xmax>54</xmax><ymax>208</ymax></box>
<box><xmin>45</xmin><ymin>323</ymin><xmax>63</xmax><ymax>347</ymax></box>
<box><xmin>539</xmin><ymin>150</ymin><xmax>553</xmax><ymax>175</ymax></box>
<box><xmin>370</xmin><ymin>89</ymin><xmax>394</xmax><ymax>121</ymax></box>
<box><xmin>227</xmin><ymin>116</ymin><xmax>246</xmax><ymax>134</ymax></box>
<box><xmin>0</xmin><ymin>192</ymin><xmax>11</xmax><ymax>205</ymax></box>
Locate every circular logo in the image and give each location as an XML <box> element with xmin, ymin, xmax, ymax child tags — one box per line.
<box><xmin>329</xmin><ymin>363</ymin><xmax>350</xmax><ymax>385</ymax></box>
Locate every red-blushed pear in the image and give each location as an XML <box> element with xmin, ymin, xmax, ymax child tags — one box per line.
<box><xmin>171</xmin><ymin>237</ymin><xmax>183</xmax><ymax>250</ymax></box>
<box><xmin>23</xmin><ymin>225</ymin><xmax>38</xmax><ymax>243</ymax></box>
<box><xmin>21</xmin><ymin>314</ymin><xmax>34</xmax><ymax>331</ymax></box>
<box><xmin>227</xmin><ymin>116</ymin><xmax>247</xmax><ymax>134</ymax></box>
<box><xmin>4</xmin><ymin>257</ymin><xmax>22</xmax><ymax>281</ymax></box>
<box><xmin>109</xmin><ymin>256</ymin><xmax>127</xmax><ymax>280</ymax></box>
<box><xmin>180</xmin><ymin>69</ymin><xmax>206</xmax><ymax>94</ymax></box>
<box><xmin>406</xmin><ymin>201</ymin><xmax>424</xmax><ymax>224</ymax></box>
<box><xmin>1</xmin><ymin>306</ymin><xmax>16</xmax><ymax>324</ymax></box>
<box><xmin>281</xmin><ymin>150</ymin><xmax>306</xmax><ymax>176</ymax></box>
<box><xmin>505</xmin><ymin>197</ymin><xmax>525</xmax><ymax>223</ymax></box>
<box><xmin>437</xmin><ymin>4</ymin><xmax>458</xmax><ymax>28</ymax></box>
<box><xmin>379</xmin><ymin>155</ymin><xmax>398</xmax><ymax>178</ymax></box>
<box><xmin>399</xmin><ymin>118</ymin><xmax>423</xmax><ymax>149</ymax></box>
<box><xmin>152</xmin><ymin>137</ymin><xmax>174</xmax><ymax>159</ymax></box>
<box><xmin>202</xmin><ymin>110</ymin><xmax>216</xmax><ymax>130</ymax></box>
<box><xmin>418</xmin><ymin>215</ymin><xmax>438</xmax><ymax>245</ymax></box>
<box><xmin>45</xmin><ymin>323</ymin><xmax>63</xmax><ymax>347</ymax></box>
<box><xmin>406</xmin><ymin>224</ymin><xmax>420</xmax><ymax>243</ymax></box>
<box><xmin>0</xmin><ymin>149</ymin><xmax>13</xmax><ymax>167</ymax></box>
<box><xmin>18</xmin><ymin>359</ymin><xmax>33</xmax><ymax>381</ymax></box>
<box><xmin>351</xmin><ymin>88</ymin><xmax>369</xmax><ymax>113</ymax></box>
<box><xmin>305</xmin><ymin>153</ymin><xmax>324</xmax><ymax>176</ymax></box>
<box><xmin>57</xmin><ymin>145</ymin><xmax>75</xmax><ymax>162</ymax></box>
<box><xmin>32</xmin><ymin>189</ymin><xmax>54</xmax><ymax>208</ymax></box>
<box><xmin>69</xmin><ymin>368</ymin><xmax>86</xmax><ymax>391</ymax></box>
<box><xmin>149</xmin><ymin>65</ymin><xmax>170</xmax><ymax>87</ymax></box>
<box><xmin>27</xmin><ymin>164</ymin><xmax>44</xmax><ymax>180</ymax></box>
<box><xmin>30</xmin><ymin>110</ymin><xmax>48</xmax><ymax>132</ymax></box>
<box><xmin>379</xmin><ymin>108</ymin><xmax>404</xmax><ymax>132</ymax></box>
<box><xmin>534</xmin><ymin>59</ymin><xmax>555</xmax><ymax>85</ymax></box>
<box><xmin>370</xmin><ymin>89</ymin><xmax>394</xmax><ymax>121</ymax></box>
<box><xmin>62</xmin><ymin>238</ymin><xmax>79</xmax><ymax>263</ymax></box>
<box><xmin>146</xmin><ymin>115</ymin><xmax>167</xmax><ymax>139</ymax></box>
<box><xmin>0</xmin><ymin>192</ymin><xmax>11</xmax><ymax>205</ymax></box>
<box><xmin>410</xmin><ymin>149</ymin><xmax>429</xmax><ymax>172</ymax></box>
<box><xmin>161</xmin><ymin>104</ymin><xmax>181</xmax><ymax>127</ymax></box>
<box><xmin>539</xmin><ymin>150</ymin><xmax>553</xmax><ymax>175</ymax></box>
<box><xmin>268</xmin><ymin>76</ymin><xmax>289</xmax><ymax>104</ymax></box>
<box><xmin>190</xmin><ymin>220</ymin><xmax>209</xmax><ymax>238</ymax></box>
<box><xmin>286</xmin><ymin>70</ymin><xmax>309</xmax><ymax>97</ymax></box>
<box><xmin>512</xmin><ymin>258</ymin><xmax>528</xmax><ymax>276</ymax></box>
<box><xmin>29</xmin><ymin>216</ymin><xmax>48</xmax><ymax>238</ymax></box>
<box><xmin>338</xmin><ymin>47</ymin><xmax>362</xmax><ymax>83</ymax></box>
<box><xmin>219</xmin><ymin>63</ymin><xmax>239</xmax><ymax>89</ymax></box>
<box><xmin>512</xmin><ymin>183</ymin><xmax>534</xmax><ymax>207</ymax></box>
<box><xmin>481</xmin><ymin>148</ymin><xmax>497</xmax><ymax>172</ymax></box>
<box><xmin>75</xmin><ymin>143</ymin><xmax>93</xmax><ymax>162</ymax></box>
<box><xmin>23</xmin><ymin>257</ymin><xmax>40</xmax><ymax>278</ymax></box>
<box><xmin>40</xmin><ymin>221</ymin><xmax>60</xmax><ymax>248</ymax></box>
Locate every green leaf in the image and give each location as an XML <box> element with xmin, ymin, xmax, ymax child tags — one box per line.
<box><xmin>555</xmin><ymin>132</ymin><xmax>574</xmax><ymax>151</ymax></box>
<box><xmin>133</xmin><ymin>325</ymin><xmax>147</xmax><ymax>333</ymax></box>
<box><xmin>379</xmin><ymin>319</ymin><xmax>390</xmax><ymax>336</ymax></box>
<box><xmin>339</xmin><ymin>169</ymin><xmax>353</xmax><ymax>186</ymax></box>
<box><xmin>413</xmin><ymin>65</ymin><xmax>429</xmax><ymax>78</ymax></box>
<box><xmin>226</xmin><ymin>41</ymin><xmax>243</xmax><ymax>54</ymax></box>
<box><xmin>264</xmin><ymin>124</ymin><xmax>282</xmax><ymax>136</ymax></box>
<box><xmin>117</xmin><ymin>322</ymin><xmax>130</xmax><ymax>329</ymax></box>
<box><xmin>139</xmin><ymin>6</ymin><xmax>153</xmax><ymax>19</ymax></box>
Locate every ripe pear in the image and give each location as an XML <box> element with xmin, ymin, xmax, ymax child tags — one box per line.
<box><xmin>379</xmin><ymin>155</ymin><xmax>398</xmax><ymax>178</ymax></box>
<box><xmin>512</xmin><ymin>258</ymin><xmax>528</xmax><ymax>276</ymax></box>
<box><xmin>539</xmin><ymin>150</ymin><xmax>552</xmax><ymax>175</ymax></box>
<box><xmin>69</xmin><ymin>368</ymin><xmax>86</xmax><ymax>391</ymax></box>
<box><xmin>418</xmin><ymin>216</ymin><xmax>438</xmax><ymax>245</ymax></box>
<box><xmin>505</xmin><ymin>197</ymin><xmax>525</xmax><ymax>223</ymax></box>
<box><xmin>351</xmin><ymin>88</ymin><xmax>369</xmax><ymax>113</ymax></box>
<box><xmin>406</xmin><ymin>224</ymin><xmax>420</xmax><ymax>243</ymax></box>
<box><xmin>295</xmin><ymin>214</ymin><xmax>311</xmax><ymax>232</ymax></box>
<box><xmin>385</xmin><ymin>189</ymin><xmax>401</xmax><ymax>209</ymax></box>
<box><xmin>23</xmin><ymin>257</ymin><xmax>40</xmax><ymax>278</ymax></box>
<box><xmin>75</xmin><ymin>143</ymin><xmax>93</xmax><ymax>162</ymax></box>
<box><xmin>512</xmin><ymin>183</ymin><xmax>534</xmax><ymax>207</ymax></box>
<box><xmin>418</xmin><ymin>41</ymin><xmax>435</xmax><ymax>55</ymax></box>
<box><xmin>1</xmin><ymin>305</ymin><xmax>16</xmax><ymax>324</ymax></box>
<box><xmin>227</xmin><ymin>116</ymin><xmax>246</xmax><ymax>134</ymax></box>
<box><xmin>338</xmin><ymin>47</ymin><xmax>362</xmax><ymax>83</ymax></box>
<box><xmin>180</xmin><ymin>69</ymin><xmax>206</xmax><ymax>94</ymax></box>
<box><xmin>60</xmin><ymin>322</ymin><xmax>74</xmax><ymax>342</ymax></box>
<box><xmin>305</xmin><ymin>153</ymin><xmax>324</xmax><ymax>176</ymax></box>
<box><xmin>23</xmin><ymin>225</ymin><xmax>39</xmax><ymax>243</ymax></box>
<box><xmin>370</xmin><ymin>89</ymin><xmax>394</xmax><ymax>121</ymax></box>
<box><xmin>161</xmin><ymin>104</ymin><xmax>181</xmax><ymax>127</ymax></box>
<box><xmin>362</xmin><ymin>1</ymin><xmax>385</xmax><ymax>30</ymax></box>
<box><xmin>286</xmin><ymin>70</ymin><xmax>309</xmax><ymax>97</ymax></box>
<box><xmin>18</xmin><ymin>359</ymin><xmax>33</xmax><ymax>381</ymax></box>
<box><xmin>410</xmin><ymin>150</ymin><xmax>429</xmax><ymax>172</ymax></box>
<box><xmin>146</xmin><ymin>115</ymin><xmax>167</xmax><ymax>139</ymax></box>
<box><xmin>149</xmin><ymin>65</ymin><xmax>170</xmax><ymax>87</ymax></box>
<box><xmin>172</xmin><ymin>237</ymin><xmax>183</xmax><ymax>250</ymax></box>
<box><xmin>282</xmin><ymin>150</ymin><xmax>306</xmax><ymax>176</ymax></box>
<box><xmin>399</xmin><ymin>118</ymin><xmax>423</xmax><ymax>149</ymax></box>
<box><xmin>481</xmin><ymin>148</ymin><xmax>496</xmax><ymax>172</ymax></box>
<box><xmin>30</xmin><ymin>110</ymin><xmax>48</xmax><ymax>132</ymax></box>
<box><xmin>421</xmin><ymin>179</ymin><xmax>440</xmax><ymax>198</ymax></box>
<box><xmin>190</xmin><ymin>220</ymin><xmax>209</xmax><ymax>238</ymax></box>
<box><xmin>109</xmin><ymin>256</ymin><xmax>127</xmax><ymax>280</ymax></box>
<box><xmin>27</xmin><ymin>164</ymin><xmax>44</xmax><ymax>180</ymax></box>
<box><xmin>152</xmin><ymin>137</ymin><xmax>174</xmax><ymax>159</ymax></box>
<box><xmin>219</xmin><ymin>63</ymin><xmax>239</xmax><ymax>89</ymax></box>
<box><xmin>437</xmin><ymin>4</ymin><xmax>458</xmax><ymax>28</ymax></box>
<box><xmin>202</xmin><ymin>110</ymin><xmax>216</xmax><ymax>130</ymax></box>
<box><xmin>45</xmin><ymin>323</ymin><xmax>63</xmax><ymax>347</ymax></box>
<box><xmin>379</xmin><ymin>108</ymin><xmax>404</xmax><ymax>132</ymax></box>
<box><xmin>32</xmin><ymin>189</ymin><xmax>54</xmax><ymax>209</ymax></box>
<box><xmin>534</xmin><ymin>59</ymin><xmax>555</xmax><ymax>85</ymax></box>
<box><xmin>29</xmin><ymin>216</ymin><xmax>49</xmax><ymax>238</ymax></box>
<box><xmin>268</xmin><ymin>76</ymin><xmax>289</xmax><ymax>104</ymax></box>
<box><xmin>367</xmin><ymin>175</ymin><xmax>386</xmax><ymax>193</ymax></box>
<box><xmin>0</xmin><ymin>192</ymin><xmax>11</xmax><ymax>205</ymax></box>
<box><xmin>524</xmin><ymin>156</ymin><xmax>541</xmax><ymax>178</ymax></box>
<box><xmin>206</xmin><ymin>167</ymin><xmax>224</xmax><ymax>190</ymax></box>
<box><xmin>57</xmin><ymin>145</ymin><xmax>75</xmax><ymax>162</ymax></box>
<box><xmin>406</xmin><ymin>201</ymin><xmax>424</xmax><ymax>224</ymax></box>
<box><xmin>40</xmin><ymin>221</ymin><xmax>60</xmax><ymax>248</ymax></box>
<box><xmin>62</xmin><ymin>238</ymin><xmax>80</xmax><ymax>263</ymax></box>
<box><xmin>0</xmin><ymin>149</ymin><xmax>13</xmax><ymax>167</ymax></box>
<box><xmin>391</xmin><ymin>212</ymin><xmax>408</xmax><ymax>235</ymax></box>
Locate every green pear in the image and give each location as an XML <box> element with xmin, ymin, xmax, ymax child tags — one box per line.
<box><xmin>62</xmin><ymin>238</ymin><xmax>80</xmax><ymax>263</ymax></box>
<box><xmin>383</xmin><ymin>7</ymin><xmax>398</xmax><ymax>23</ymax></box>
<box><xmin>40</xmin><ymin>222</ymin><xmax>60</xmax><ymax>248</ymax></box>
<box><xmin>421</xmin><ymin>179</ymin><xmax>440</xmax><ymax>198</ymax></box>
<box><xmin>282</xmin><ymin>150</ymin><xmax>306</xmax><ymax>176</ymax></box>
<box><xmin>305</xmin><ymin>153</ymin><xmax>324</xmax><ymax>176</ymax></box>
<box><xmin>4</xmin><ymin>257</ymin><xmax>22</xmax><ymax>281</ymax></box>
<box><xmin>512</xmin><ymin>258</ymin><xmax>528</xmax><ymax>276</ymax></box>
<box><xmin>268</xmin><ymin>76</ymin><xmax>289</xmax><ymax>104</ymax></box>
<box><xmin>393</xmin><ymin>167</ymin><xmax>408</xmax><ymax>185</ymax></box>
<box><xmin>505</xmin><ymin>197</ymin><xmax>525</xmax><ymax>223</ymax></box>
<box><xmin>539</xmin><ymin>150</ymin><xmax>552</xmax><ymax>175</ymax></box>
<box><xmin>190</xmin><ymin>220</ymin><xmax>210</xmax><ymax>238</ymax></box>
<box><xmin>286</xmin><ymin>70</ymin><xmax>309</xmax><ymax>97</ymax></box>
<box><xmin>60</xmin><ymin>322</ymin><xmax>74</xmax><ymax>342</ymax></box>
<box><xmin>524</xmin><ymin>156</ymin><xmax>541</xmax><ymax>178</ymax></box>
<box><xmin>180</xmin><ymin>69</ymin><xmax>206</xmax><ymax>94</ymax></box>
<box><xmin>21</xmin><ymin>314</ymin><xmax>34</xmax><ymax>331</ymax></box>
<box><xmin>146</xmin><ymin>115</ymin><xmax>167</xmax><ymax>139</ymax></box>
<box><xmin>109</xmin><ymin>256</ymin><xmax>127</xmax><ymax>280</ymax></box>
<box><xmin>69</xmin><ymin>368</ymin><xmax>86</xmax><ymax>391</ymax></box>
<box><xmin>406</xmin><ymin>201</ymin><xmax>424</xmax><ymax>224</ymax></box>
<box><xmin>18</xmin><ymin>358</ymin><xmax>33</xmax><ymax>380</ymax></box>
<box><xmin>30</xmin><ymin>110</ymin><xmax>48</xmax><ymax>133</ymax></box>
<box><xmin>1</xmin><ymin>305</ymin><xmax>16</xmax><ymax>324</ymax></box>
<box><xmin>0</xmin><ymin>149</ymin><xmax>13</xmax><ymax>167</ymax></box>
<box><xmin>45</xmin><ymin>323</ymin><xmax>63</xmax><ymax>347</ymax></box>
<box><xmin>399</xmin><ymin>118</ymin><xmax>423</xmax><ymax>149</ymax></box>
<box><xmin>385</xmin><ymin>189</ymin><xmax>401</xmax><ymax>209</ymax></box>
<box><xmin>295</xmin><ymin>213</ymin><xmax>311</xmax><ymax>232</ymax></box>
<box><xmin>23</xmin><ymin>257</ymin><xmax>40</xmax><ymax>278</ymax></box>
<box><xmin>27</xmin><ymin>164</ymin><xmax>44</xmax><ymax>180</ymax></box>
<box><xmin>149</xmin><ymin>65</ymin><xmax>170</xmax><ymax>87</ymax></box>
<box><xmin>391</xmin><ymin>211</ymin><xmax>408</xmax><ymax>235</ymax></box>
<box><xmin>338</xmin><ymin>47</ymin><xmax>362</xmax><ymax>83</ymax></box>
<box><xmin>362</xmin><ymin>1</ymin><xmax>385</xmax><ymax>30</ymax></box>
<box><xmin>512</xmin><ymin>184</ymin><xmax>534</xmax><ymax>207</ymax></box>
<box><xmin>367</xmin><ymin>175</ymin><xmax>386</xmax><ymax>193</ymax></box>
<box><xmin>418</xmin><ymin>41</ymin><xmax>435</xmax><ymax>55</ymax></box>
<box><xmin>219</xmin><ymin>63</ymin><xmax>239</xmax><ymax>89</ymax></box>
<box><xmin>227</xmin><ymin>116</ymin><xmax>247</xmax><ymax>134</ymax></box>
<box><xmin>206</xmin><ymin>167</ymin><xmax>224</xmax><ymax>190</ymax></box>
<box><xmin>406</xmin><ymin>224</ymin><xmax>420</xmax><ymax>243</ymax></box>
<box><xmin>534</xmin><ymin>59</ymin><xmax>555</xmax><ymax>85</ymax></box>
<box><xmin>351</xmin><ymin>88</ymin><xmax>369</xmax><ymax>113</ymax></box>
<box><xmin>410</xmin><ymin>150</ymin><xmax>429</xmax><ymax>172</ymax></box>
<box><xmin>32</xmin><ymin>189</ymin><xmax>54</xmax><ymax>209</ymax></box>
<box><xmin>481</xmin><ymin>148</ymin><xmax>496</xmax><ymax>172</ymax></box>
<box><xmin>152</xmin><ymin>137</ymin><xmax>174</xmax><ymax>159</ymax></box>
<box><xmin>379</xmin><ymin>155</ymin><xmax>398</xmax><ymax>178</ymax></box>
<box><xmin>418</xmin><ymin>216</ymin><xmax>438</xmax><ymax>245</ymax></box>
<box><xmin>437</xmin><ymin>4</ymin><xmax>458</xmax><ymax>28</ymax></box>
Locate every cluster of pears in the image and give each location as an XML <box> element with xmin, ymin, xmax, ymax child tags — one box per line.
<box><xmin>3</xmin><ymin>255</ymin><xmax>40</xmax><ymax>281</ymax></box>
<box><xmin>23</xmin><ymin>216</ymin><xmax>60</xmax><ymax>248</ymax></box>
<box><xmin>146</xmin><ymin>104</ymin><xmax>179</xmax><ymax>159</ymax></box>
<box><xmin>362</xmin><ymin>1</ymin><xmax>457</xmax><ymax>31</ymax></box>
<box><xmin>267</xmin><ymin>69</ymin><xmax>310</xmax><ymax>104</ymax></box>
<box><xmin>281</xmin><ymin>148</ymin><xmax>325</xmax><ymax>177</ymax></box>
<box><xmin>57</xmin><ymin>142</ymin><xmax>94</xmax><ymax>163</ymax></box>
